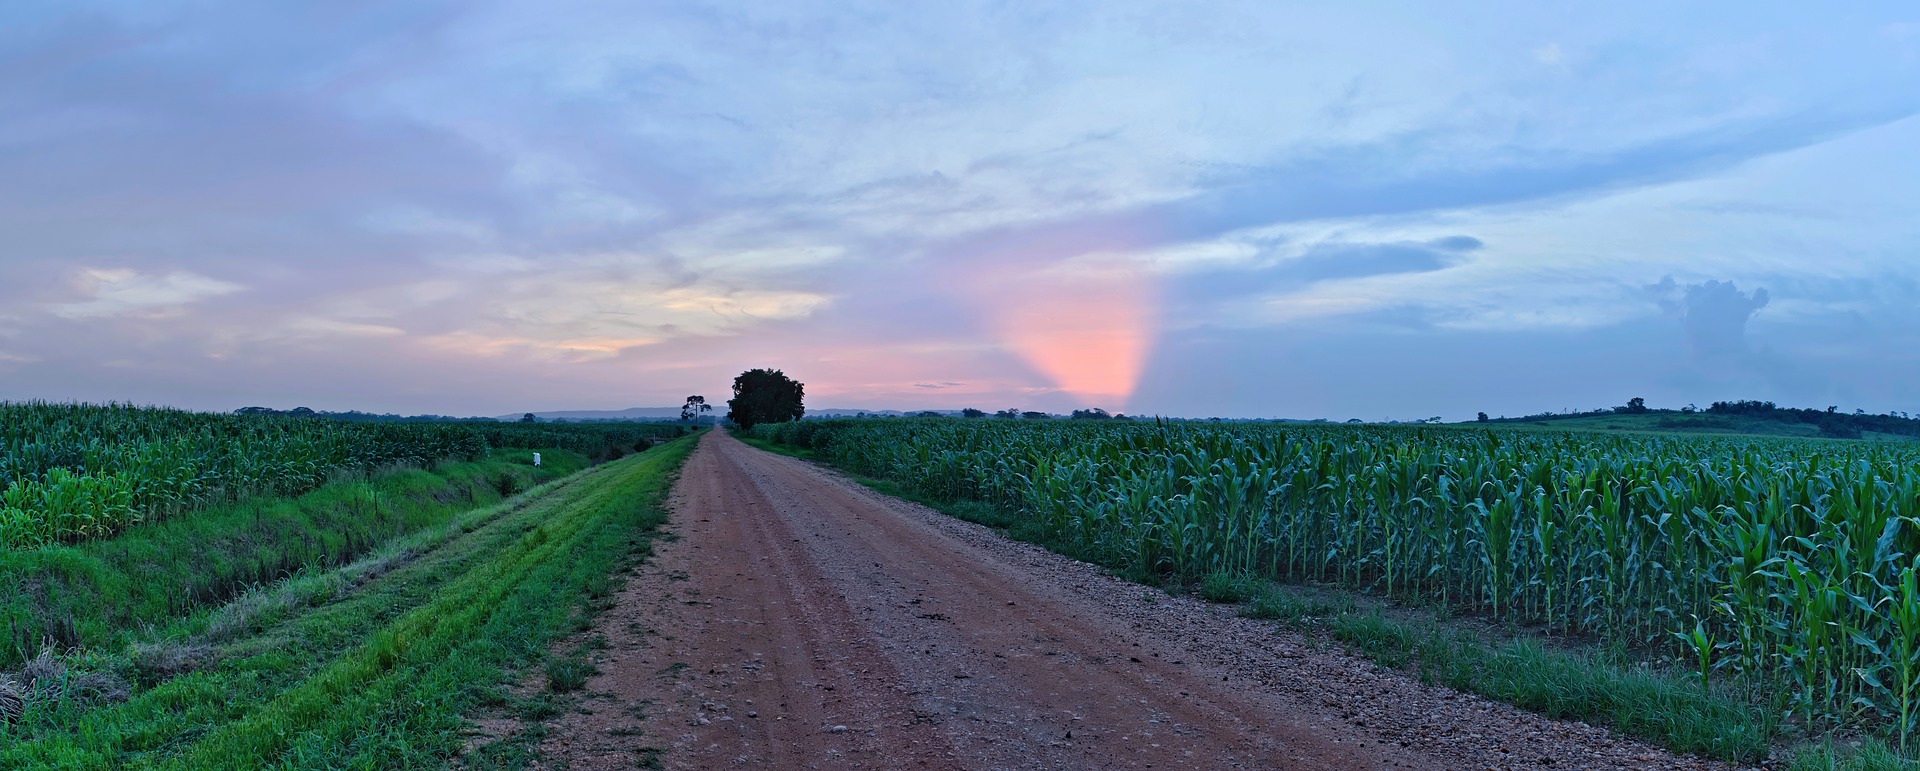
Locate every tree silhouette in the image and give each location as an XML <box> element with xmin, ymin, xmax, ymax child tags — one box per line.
<box><xmin>726</xmin><ymin>369</ymin><xmax>805</xmax><ymax>430</ymax></box>
<box><xmin>681</xmin><ymin>395</ymin><xmax>711</xmax><ymax>422</ymax></box>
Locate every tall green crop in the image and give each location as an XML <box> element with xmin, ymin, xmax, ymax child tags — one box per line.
<box><xmin>754</xmin><ymin>417</ymin><xmax>1920</xmax><ymax>736</ymax></box>
<box><xmin>0</xmin><ymin>402</ymin><xmax>688</xmax><ymax>548</ymax></box>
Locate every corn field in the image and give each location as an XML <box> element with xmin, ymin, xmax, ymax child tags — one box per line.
<box><xmin>0</xmin><ymin>402</ymin><xmax>686</xmax><ymax>549</ymax></box>
<box><xmin>754</xmin><ymin>418</ymin><xmax>1920</xmax><ymax>740</ymax></box>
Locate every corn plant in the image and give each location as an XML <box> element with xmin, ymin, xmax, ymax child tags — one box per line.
<box><xmin>754</xmin><ymin>416</ymin><xmax>1920</xmax><ymax>735</ymax></box>
<box><xmin>0</xmin><ymin>402</ymin><xmax>687</xmax><ymax>549</ymax></box>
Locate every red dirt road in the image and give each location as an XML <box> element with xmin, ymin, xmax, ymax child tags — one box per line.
<box><xmin>538</xmin><ymin>431</ymin><xmax>1729</xmax><ymax>770</ymax></box>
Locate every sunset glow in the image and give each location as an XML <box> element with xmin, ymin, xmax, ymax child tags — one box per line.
<box><xmin>956</xmin><ymin>249</ymin><xmax>1158</xmax><ymax>410</ymax></box>
<box><xmin>1002</xmin><ymin>290</ymin><xmax>1153</xmax><ymax>408</ymax></box>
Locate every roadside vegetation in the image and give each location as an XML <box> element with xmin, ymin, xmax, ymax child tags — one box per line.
<box><xmin>748</xmin><ymin>417</ymin><xmax>1920</xmax><ymax>766</ymax></box>
<box><xmin>0</xmin><ymin>428</ymin><xmax>696</xmax><ymax>768</ymax></box>
<box><xmin>2</xmin><ymin>447</ymin><xmax>582</xmax><ymax>667</ymax></box>
<box><xmin>0</xmin><ymin>401</ymin><xmax>686</xmax><ymax>549</ymax></box>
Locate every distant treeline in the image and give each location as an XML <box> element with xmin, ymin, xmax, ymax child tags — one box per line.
<box><xmin>1696</xmin><ymin>400</ymin><xmax>1920</xmax><ymax>439</ymax></box>
<box><xmin>234</xmin><ymin>406</ymin><xmax>500</xmax><ymax>423</ymax></box>
<box><xmin>1487</xmin><ymin>399</ymin><xmax>1920</xmax><ymax>439</ymax></box>
<box><xmin>228</xmin><ymin>406</ymin><xmax>693</xmax><ymax>459</ymax></box>
<box><xmin>233</xmin><ymin>406</ymin><xmax>681</xmax><ymax>424</ymax></box>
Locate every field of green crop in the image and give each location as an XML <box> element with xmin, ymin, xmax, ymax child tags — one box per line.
<box><xmin>0</xmin><ymin>402</ymin><xmax>702</xmax><ymax>767</ymax></box>
<box><xmin>754</xmin><ymin>418</ymin><xmax>1920</xmax><ymax>747</ymax></box>
<box><xmin>0</xmin><ymin>432</ymin><xmax>698</xmax><ymax>768</ymax></box>
<box><xmin>0</xmin><ymin>402</ymin><xmax>686</xmax><ymax>549</ymax></box>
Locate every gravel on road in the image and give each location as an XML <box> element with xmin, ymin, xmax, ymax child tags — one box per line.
<box><xmin>536</xmin><ymin>430</ymin><xmax>1736</xmax><ymax>770</ymax></box>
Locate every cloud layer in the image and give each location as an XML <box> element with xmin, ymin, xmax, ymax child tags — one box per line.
<box><xmin>2</xmin><ymin>2</ymin><xmax>1918</xmax><ymax>418</ymax></box>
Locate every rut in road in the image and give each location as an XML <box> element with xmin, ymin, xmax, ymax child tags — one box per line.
<box><xmin>536</xmin><ymin>430</ymin><xmax>1733</xmax><ymax>770</ymax></box>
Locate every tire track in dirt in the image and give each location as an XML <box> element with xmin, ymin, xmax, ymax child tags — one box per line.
<box><xmin>539</xmin><ymin>431</ymin><xmax>1732</xmax><ymax>770</ymax></box>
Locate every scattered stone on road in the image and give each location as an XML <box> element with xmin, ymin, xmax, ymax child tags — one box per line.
<box><xmin>535</xmin><ymin>431</ymin><xmax>1735</xmax><ymax>770</ymax></box>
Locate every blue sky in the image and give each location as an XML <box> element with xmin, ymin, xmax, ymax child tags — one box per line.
<box><xmin>2</xmin><ymin>2</ymin><xmax>1916</xmax><ymax>419</ymax></box>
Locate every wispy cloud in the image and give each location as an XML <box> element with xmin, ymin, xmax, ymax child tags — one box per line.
<box><xmin>47</xmin><ymin>269</ymin><xmax>244</xmax><ymax>319</ymax></box>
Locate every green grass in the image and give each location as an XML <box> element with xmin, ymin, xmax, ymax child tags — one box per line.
<box><xmin>1238</xmin><ymin>578</ymin><xmax>1775</xmax><ymax>761</ymax></box>
<box><xmin>1339</xmin><ymin>613</ymin><xmax>1776</xmax><ymax>760</ymax></box>
<box><xmin>0</xmin><ymin>434</ymin><xmax>696</xmax><ymax>769</ymax></box>
<box><xmin>1785</xmin><ymin>738</ymin><xmax>1916</xmax><ymax>770</ymax></box>
<box><xmin>1198</xmin><ymin>570</ymin><xmax>1259</xmax><ymax>603</ymax></box>
<box><xmin>544</xmin><ymin>654</ymin><xmax>595</xmax><ymax>693</ymax></box>
<box><xmin>1</xmin><ymin>448</ymin><xmax>587</xmax><ymax>667</ymax></box>
<box><xmin>1240</xmin><ymin>583</ymin><xmax>1354</xmax><ymax>621</ymax></box>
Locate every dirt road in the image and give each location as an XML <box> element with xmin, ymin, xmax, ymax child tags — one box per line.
<box><xmin>538</xmin><ymin>431</ymin><xmax>1728</xmax><ymax>769</ymax></box>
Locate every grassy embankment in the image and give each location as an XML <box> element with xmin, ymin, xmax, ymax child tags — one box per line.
<box><xmin>0</xmin><ymin>433</ymin><xmax>696</xmax><ymax>768</ymax></box>
<box><xmin>2</xmin><ymin>448</ymin><xmax>587</xmax><ymax>665</ymax></box>
<box><xmin>739</xmin><ymin>427</ymin><xmax>1901</xmax><ymax>769</ymax></box>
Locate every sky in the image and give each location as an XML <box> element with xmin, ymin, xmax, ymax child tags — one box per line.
<box><xmin>2</xmin><ymin>2</ymin><xmax>1917</xmax><ymax>420</ymax></box>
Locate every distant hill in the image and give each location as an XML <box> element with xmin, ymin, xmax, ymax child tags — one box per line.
<box><xmin>494</xmin><ymin>407</ymin><xmax>685</xmax><ymax>422</ymax></box>
<box><xmin>806</xmin><ymin>408</ymin><xmax>925</xmax><ymax>418</ymax></box>
<box><xmin>1466</xmin><ymin>401</ymin><xmax>1920</xmax><ymax>442</ymax></box>
<box><xmin>497</xmin><ymin>407</ymin><xmax>967</xmax><ymax>422</ymax></box>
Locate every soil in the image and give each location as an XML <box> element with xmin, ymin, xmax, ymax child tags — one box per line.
<box><xmin>537</xmin><ymin>430</ymin><xmax>1738</xmax><ymax>770</ymax></box>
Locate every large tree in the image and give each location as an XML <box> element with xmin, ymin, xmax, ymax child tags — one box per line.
<box><xmin>681</xmin><ymin>395</ymin><xmax>711</xmax><ymax>422</ymax></box>
<box><xmin>726</xmin><ymin>369</ymin><xmax>805</xmax><ymax>430</ymax></box>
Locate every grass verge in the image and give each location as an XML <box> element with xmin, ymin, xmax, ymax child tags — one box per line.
<box><xmin>1782</xmin><ymin>739</ymin><xmax>1915</xmax><ymax>770</ymax></box>
<box><xmin>0</xmin><ymin>434</ymin><xmax>696</xmax><ymax>769</ymax></box>
<box><xmin>1257</xmin><ymin>588</ymin><xmax>1777</xmax><ymax>760</ymax></box>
